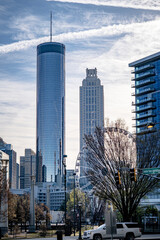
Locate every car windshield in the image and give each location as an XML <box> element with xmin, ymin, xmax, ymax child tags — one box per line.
<box><xmin>97</xmin><ymin>224</ymin><xmax>106</xmax><ymax>229</ymax></box>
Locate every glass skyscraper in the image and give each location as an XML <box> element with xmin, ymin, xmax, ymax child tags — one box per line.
<box><xmin>36</xmin><ymin>42</ymin><xmax>65</xmax><ymax>182</ymax></box>
<box><xmin>129</xmin><ymin>52</ymin><xmax>160</xmax><ymax>135</ymax></box>
<box><xmin>80</xmin><ymin>68</ymin><xmax>104</xmax><ymax>180</ymax></box>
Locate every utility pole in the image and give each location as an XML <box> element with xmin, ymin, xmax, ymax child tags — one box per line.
<box><xmin>73</xmin><ymin>172</ymin><xmax>76</xmax><ymax>236</ymax></box>
<box><xmin>29</xmin><ymin>176</ymin><xmax>35</xmax><ymax>232</ymax></box>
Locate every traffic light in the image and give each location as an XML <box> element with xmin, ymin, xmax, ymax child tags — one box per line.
<box><xmin>115</xmin><ymin>171</ymin><xmax>121</xmax><ymax>186</ymax></box>
<box><xmin>130</xmin><ymin>168</ymin><xmax>137</xmax><ymax>182</ymax></box>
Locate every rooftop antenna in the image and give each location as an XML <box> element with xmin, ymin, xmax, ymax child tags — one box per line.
<box><xmin>50</xmin><ymin>11</ymin><xmax>52</xmax><ymax>42</ymax></box>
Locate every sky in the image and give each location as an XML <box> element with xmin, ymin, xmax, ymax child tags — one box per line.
<box><xmin>0</xmin><ymin>0</ymin><xmax>160</xmax><ymax>169</ymax></box>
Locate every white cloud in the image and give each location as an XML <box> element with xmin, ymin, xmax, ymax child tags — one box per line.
<box><xmin>0</xmin><ymin>19</ymin><xmax>160</xmax><ymax>54</ymax></box>
<box><xmin>0</xmin><ymin>79</ymin><xmax>36</xmax><ymax>161</ymax></box>
<box><xmin>46</xmin><ymin>0</ymin><xmax>160</xmax><ymax>10</ymax></box>
<box><xmin>10</xmin><ymin>15</ymin><xmax>49</xmax><ymax>41</ymax></box>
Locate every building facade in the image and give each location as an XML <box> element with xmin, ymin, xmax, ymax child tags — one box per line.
<box><xmin>36</xmin><ymin>42</ymin><xmax>65</xmax><ymax>183</ymax></box>
<box><xmin>11</xmin><ymin>182</ymin><xmax>65</xmax><ymax>212</ymax></box>
<box><xmin>20</xmin><ymin>149</ymin><xmax>36</xmax><ymax>189</ymax></box>
<box><xmin>80</xmin><ymin>68</ymin><xmax>104</xmax><ymax>181</ymax></box>
<box><xmin>66</xmin><ymin>169</ymin><xmax>74</xmax><ymax>191</ymax></box>
<box><xmin>16</xmin><ymin>163</ymin><xmax>19</xmax><ymax>189</ymax></box>
<box><xmin>129</xmin><ymin>52</ymin><xmax>160</xmax><ymax>222</ymax></box>
<box><xmin>129</xmin><ymin>52</ymin><xmax>160</xmax><ymax>135</ymax></box>
<box><xmin>0</xmin><ymin>138</ymin><xmax>17</xmax><ymax>189</ymax></box>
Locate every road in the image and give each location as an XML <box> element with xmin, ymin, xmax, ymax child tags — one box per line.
<box><xmin>23</xmin><ymin>234</ymin><xmax>160</xmax><ymax>240</ymax></box>
<box><xmin>136</xmin><ymin>234</ymin><xmax>160</xmax><ymax>240</ymax></box>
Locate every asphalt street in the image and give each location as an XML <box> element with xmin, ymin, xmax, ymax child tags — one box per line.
<box><xmin>23</xmin><ymin>234</ymin><xmax>160</xmax><ymax>240</ymax></box>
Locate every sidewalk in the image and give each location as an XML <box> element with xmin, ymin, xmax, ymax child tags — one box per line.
<box><xmin>136</xmin><ymin>234</ymin><xmax>160</xmax><ymax>240</ymax></box>
<box><xmin>20</xmin><ymin>237</ymin><xmax>78</xmax><ymax>240</ymax></box>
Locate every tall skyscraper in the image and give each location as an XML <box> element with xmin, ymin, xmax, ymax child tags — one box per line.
<box><xmin>0</xmin><ymin>138</ymin><xmax>17</xmax><ymax>189</ymax></box>
<box><xmin>16</xmin><ymin>163</ymin><xmax>19</xmax><ymax>189</ymax></box>
<box><xmin>129</xmin><ymin>52</ymin><xmax>160</xmax><ymax>135</ymax></box>
<box><xmin>36</xmin><ymin>42</ymin><xmax>65</xmax><ymax>182</ymax></box>
<box><xmin>80</xmin><ymin>68</ymin><xmax>104</xmax><ymax>179</ymax></box>
<box><xmin>20</xmin><ymin>149</ymin><xmax>36</xmax><ymax>189</ymax></box>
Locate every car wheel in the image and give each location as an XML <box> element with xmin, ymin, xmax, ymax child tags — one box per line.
<box><xmin>93</xmin><ymin>234</ymin><xmax>102</xmax><ymax>240</ymax></box>
<box><xmin>125</xmin><ymin>233</ymin><xmax>135</xmax><ymax>240</ymax></box>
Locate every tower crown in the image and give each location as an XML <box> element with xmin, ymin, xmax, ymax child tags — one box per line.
<box><xmin>86</xmin><ymin>68</ymin><xmax>97</xmax><ymax>78</ymax></box>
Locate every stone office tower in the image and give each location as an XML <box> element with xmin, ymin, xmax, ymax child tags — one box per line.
<box><xmin>80</xmin><ymin>68</ymin><xmax>104</xmax><ymax>182</ymax></box>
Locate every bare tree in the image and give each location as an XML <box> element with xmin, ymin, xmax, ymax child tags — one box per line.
<box><xmin>84</xmin><ymin>121</ymin><xmax>160</xmax><ymax>221</ymax></box>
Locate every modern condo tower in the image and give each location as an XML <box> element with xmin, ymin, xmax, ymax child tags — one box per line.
<box><xmin>129</xmin><ymin>52</ymin><xmax>160</xmax><ymax>135</ymax></box>
<box><xmin>36</xmin><ymin>42</ymin><xmax>65</xmax><ymax>182</ymax></box>
<box><xmin>80</xmin><ymin>68</ymin><xmax>104</xmax><ymax>181</ymax></box>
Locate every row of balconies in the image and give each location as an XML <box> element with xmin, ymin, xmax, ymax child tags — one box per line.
<box><xmin>132</xmin><ymin>105</ymin><xmax>156</xmax><ymax>113</ymax></box>
<box><xmin>132</xmin><ymin>87</ymin><xmax>155</xmax><ymax>96</ymax></box>
<box><xmin>131</xmin><ymin>64</ymin><xmax>157</xmax><ymax>135</ymax></box>
<box><xmin>131</xmin><ymin>64</ymin><xmax>155</xmax><ymax>74</ymax></box>
<box><xmin>132</xmin><ymin>112</ymin><xmax>156</xmax><ymax>120</ymax></box>
<box><xmin>132</xmin><ymin>120</ymin><xmax>150</xmax><ymax>128</ymax></box>
<box><xmin>131</xmin><ymin>78</ymin><xmax>155</xmax><ymax>88</ymax></box>
<box><xmin>136</xmin><ymin>128</ymin><xmax>156</xmax><ymax>135</ymax></box>
<box><xmin>132</xmin><ymin>97</ymin><xmax>156</xmax><ymax>106</ymax></box>
<box><xmin>131</xmin><ymin>70</ymin><xmax>155</xmax><ymax>81</ymax></box>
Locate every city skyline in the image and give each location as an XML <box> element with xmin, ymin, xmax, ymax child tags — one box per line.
<box><xmin>0</xmin><ymin>0</ymin><xmax>160</xmax><ymax>169</ymax></box>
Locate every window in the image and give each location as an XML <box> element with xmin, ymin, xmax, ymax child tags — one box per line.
<box><xmin>125</xmin><ymin>223</ymin><xmax>139</xmax><ymax>228</ymax></box>
<box><xmin>116</xmin><ymin>224</ymin><xmax>123</xmax><ymax>228</ymax></box>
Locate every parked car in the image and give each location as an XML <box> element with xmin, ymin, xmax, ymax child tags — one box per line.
<box><xmin>82</xmin><ymin>222</ymin><xmax>141</xmax><ymax>240</ymax></box>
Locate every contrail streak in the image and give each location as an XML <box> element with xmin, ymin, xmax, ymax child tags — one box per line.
<box><xmin>46</xmin><ymin>0</ymin><xmax>160</xmax><ymax>11</ymax></box>
<box><xmin>0</xmin><ymin>19</ymin><xmax>159</xmax><ymax>54</ymax></box>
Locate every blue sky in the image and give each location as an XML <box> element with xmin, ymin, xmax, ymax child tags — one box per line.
<box><xmin>0</xmin><ymin>0</ymin><xmax>160</xmax><ymax>169</ymax></box>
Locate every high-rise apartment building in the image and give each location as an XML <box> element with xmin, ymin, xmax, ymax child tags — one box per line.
<box><xmin>80</xmin><ymin>68</ymin><xmax>104</xmax><ymax>179</ymax></box>
<box><xmin>20</xmin><ymin>149</ymin><xmax>36</xmax><ymax>189</ymax></box>
<box><xmin>129</xmin><ymin>52</ymin><xmax>160</xmax><ymax>135</ymax></box>
<box><xmin>0</xmin><ymin>138</ymin><xmax>17</xmax><ymax>189</ymax></box>
<box><xmin>36</xmin><ymin>42</ymin><xmax>65</xmax><ymax>182</ymax></box>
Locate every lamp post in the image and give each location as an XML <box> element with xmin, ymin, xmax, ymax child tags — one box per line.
<box><xmin>29</xmin><ymin>176</ymin><xmax>35</xmax><ymax>232</ymax></box>
<box><xmin>63</xmin><ymin>154</ymin><xmax>67</xmax><ymax>233</ymax></box>
<box><xmin>84</xmin><ymin>191</ymin><xmax>87</xmax><ymax>230</ymax></box>
<box><xmin>78</xmin><ymin>202</ymin><xmax>82</xmax><ymax>240</ymax></box>
<box><xmin>73</xmin><ymin>172</ymin><xmax>76</xmax><ymax>236</ymax></box>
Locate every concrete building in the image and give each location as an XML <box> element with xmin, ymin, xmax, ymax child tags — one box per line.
<box><xmin>80</xmin><ymin>68</ymin><xmax>104</xmax><ymax>182</ymax></box>
<box><xmin>0</xmin><ymin>138</ymin><xmax>17</xmax><ymax>189</ymax></box>
<box><xmin>36</xmin><ymin>42</ymin><xmax>66</xmax><ymax>183</ymax></box>
<box><xmin>129</xmin><ymin>52</ymin><xmax>160</xmax><ymax>135</ymax></box>
<box><xmin>11</xmin><ymin>182</ymin><xmax>65</xmax><ymax>212</ymax></box>
<box><xmin>20</xmin><ymin>149</ymin><xmax>36</xmax><ymax>189</ymax></box>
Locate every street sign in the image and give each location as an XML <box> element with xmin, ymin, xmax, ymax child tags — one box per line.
<box><xmin>142</xmin><ymin>168</ymin><xmax>160</xmax><ymax>175</ymax></box>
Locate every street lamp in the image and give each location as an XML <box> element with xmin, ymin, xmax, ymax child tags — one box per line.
<box><xmin>29</xmin><ymin>176</ymin><xmax>35</xmax><ymax>233</ymax></box>
<box><xmin>78</xmin><ymin>202</ymin><xmax>82</xmax><ymax>240</ymax></box>
<box><xmin>63</xmin><ymin>154</ymin><xmax>67</xmax><ymax>233</ymax></box>
<box><xmin>84</xmin><ymin>191</ymin><xmax>87</xmax><ymax>230</ymax></box>
<box><xmin>73</xmin><ymin>172</ymin><xmax>76</xmax><ymax>236</ymax></box>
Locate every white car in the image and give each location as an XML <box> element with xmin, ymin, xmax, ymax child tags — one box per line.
<box><xmin>82</xmin><ymin>222</ymin><xmax>141</xmax><ymax>240</ymax></box>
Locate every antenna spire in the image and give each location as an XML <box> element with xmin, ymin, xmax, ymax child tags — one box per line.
<box><xmin>50</xmin><ymin>11</ymin><xmax>52</xmax><ymax>42</ymax></box>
